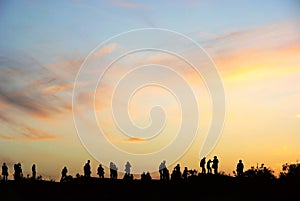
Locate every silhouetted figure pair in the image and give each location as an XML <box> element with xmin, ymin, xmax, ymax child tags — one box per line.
<box><xmin>13</xmin><ymin>163</ymin><xmax>23</xmax><ymax>180</ymax></box>
<box><xmin>171</xmin><ymin>164</ymin><xmax>182</xmax><ymax>181</ymax></box>
<box><xmin>159</xmin><ymin>160</ymin><xmax>169</xmax><ymax>180</ymax></box>
<box><xmin>141</xmin><ymin>172</ymin><xmax>152</xmax><ymax>181</ymax></box>
<box><xmin>200</xmin><ymin>157</ymin><xmax>206</xmax><ymax>174</ymax></box>
<box><xmin>123</xmin><ymin>161</ymin><xmax>133</xmax><ymax>180</ymax></box>
<box><xmin>236</xmin><ymin>160</ymin><xmax>244</xmax><ymax>177</ymax></box>
<box><xmin>84</xmin><ymin>160</ymin><xmax>91</xmax><ymax>178</ymax></box>
<box><xmin>32</xmin><ymin>164</ymin><xmax>36</xmax><ymax>180</ymax></box>
<box><xmin>212</xmin><ymin>156</ymin><xmax>219</xmax><ymax>174</ymax></box>
<box><xmin>97</xmin><ymin>164</ymin><xmax>104</xmax><ymax>178</ymax></box>
<box><xmin>109</xmin><ymin>162</ymin><xmax>118</xmax><ymax>179</ymax></box>
<box><xmin>2</xmin><ymin>163</ymin><xmax>8</xmax><ymax>181</ymax></box>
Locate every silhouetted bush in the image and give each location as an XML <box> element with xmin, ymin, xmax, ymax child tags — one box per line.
<box><xmin>243</xmin><ymin>164</ymin><xmax>276</xmax><ymax>180</ymax></box>
<box><xmin>280</xmin><ymin>162</ymin><xmax>300</xmax><ymax>179</ymax></box>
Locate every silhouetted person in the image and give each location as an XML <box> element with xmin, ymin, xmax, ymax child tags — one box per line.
<box><xmin>171</xmin><ymin>164</ymin><xmax>182</xmax><ymax>181</ymax></box>
<box><xmin>124</xmin><ymin>161</ymin><xmax>131</xmax><ymax>175</ymax></box>
<box><xmin>97</xmin><ymin>164</ymin><xmax>104</xmax><ymax>178</ymax></box>
<box><xmin>61</xmin><ymin>166</ymin><xmax>68</xmax><ymax>182</ymax></box>
<box><xmin>84</xmin><ymin>160</ymin><xmax>91</xmax><ymax>178</ymax></box>
<box><xmin>141</xmin><ymin>172</ymin><xmax>146</xmax><ymax>180</ymax></box>
<box><xmin>123</xmin><ymin>161</ymin><xmax>133</xmax><ymax>180</ymax></box>
<box><xmin>207</xmin><ymin>159</ymin><xmax>212</xmax><ymax>174</ymax></box>
<box><xmin>2</xmin><ymin>163</ymin><xmax>8</xmax><ymax>181</ymax></box>
<box><xmin>146</xmin><ymin>172</ymin><xmax>152</xmax><ymax>181</ymax></box>
<box><xmin>212</xmin><ymin>156</ymin><xmax>219</xmax><ymax>174</ymax></box>
<box><xmin>200</xmin><ymin>157</ymin><xmax>206</xmax><ymax>174</ymax></box>
<box><xmin>14</xmin><ymin>163</ymin><xmax>22</xmax><ymax>180</ymax></box>
<box><xmin>182</xmin><ymin>167</ymin><xmax>189</xmax><ymax>180</ymax></box>
<box><xmin>32</xmin><ymin>164</ymin><xmax>36</xmax><ymax>180</ymax></box>
<box><xmin>109</xmin><ymin>162</ymin><xmax>118</xmax><ymax>179</ymax></box>
<box><xmin>159</xmin><ymin>160</ymin><xmax>166</xmax><ymax>180</ymax></box>
<box><xmin>236</xmin><ymin>160</ymin><xmax>244</xmax><ymax>177</ymax></box>
<box><xmin>163</xmin><ymin>167</ymin><xmax>170</xmax><ymax>180</ymax></box>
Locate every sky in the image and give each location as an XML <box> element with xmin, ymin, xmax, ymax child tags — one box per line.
<box><xmin>0</xmin><ymin>0</ymin><xmax>300</xmax><ymax>181</ymax></box>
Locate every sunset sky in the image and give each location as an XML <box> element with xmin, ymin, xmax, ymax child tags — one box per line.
<box><xmin>0</xmin><ymin>0</ymin><xmax>300</xmax><ymax>181</ymax></box>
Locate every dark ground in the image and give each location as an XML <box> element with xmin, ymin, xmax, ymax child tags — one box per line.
<box><xmin>0</xmin><ymin>175</ymin><xmax>299</xmax><ymax>201</ymax></box>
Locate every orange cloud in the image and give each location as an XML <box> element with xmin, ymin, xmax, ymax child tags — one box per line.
<box><xmin>122</xmin><ymin>137</ymin><xmax>146</xmax><ymax>143</ymax></box>
<box><xmin>42</xmin><ymin>83</ymin><xmax>74</xmax><ymax>93</ymax></box>
<box><xmin>0</xmin><ymin>124</ymin><xmax>57</xmax><ymax>141</ymax></box>
<box><xmin>214</xmin><ymin>43</ymin><xmax>300</xmax><ymax>82</ymax></box>
<box><xmin>93</xmin><ymin>43</ymin><xmax>118</xmax><ymax>58</ymax></box>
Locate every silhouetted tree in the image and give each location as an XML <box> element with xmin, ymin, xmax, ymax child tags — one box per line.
<box><xmin>280</xmin><ymin>162</ymin><xmax>300</xmax><ymax>179</ymax></box>
<box><xmin>244</xmin><ymin>164</ymin><xmax>275</xmax><ymax>180</ymax></box>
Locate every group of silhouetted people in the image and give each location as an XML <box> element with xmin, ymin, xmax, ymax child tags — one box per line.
<box><xmin>200</xmin><ymin>156</ymin><xmax>219</xmax><ymax>174</ymax></box>
<box><xmin>2</xmin><ymin>157</ymin><xmax>245</xmax><ymax>182</ymax></box>
<box><xmin>1</xmin><ymin>162</ymin><xmax>37</xmax><ymax>181</ymax></box>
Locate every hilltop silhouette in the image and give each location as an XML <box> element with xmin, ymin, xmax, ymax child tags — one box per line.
<box><xmin>0</xmin><ymin>159</ymin><xmax>299</xmax><ymax>200</ymax></box>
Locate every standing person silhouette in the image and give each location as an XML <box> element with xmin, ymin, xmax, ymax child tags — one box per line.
<box><xmin>84</xmin><ymin>160</ymin><xmax>91</xmax><ymax>178</ymax></box>
<box><xmin>207</xmin><ymin>159</ymin><xmax>212</xmax><ymax>174</ymax></box>
<box><xmin>159</xmin><ymin>160</ymin><xmax>166</xmax><ymax>180</ymax></box>
<box><xmin>109</xmin><ymin>162</ymin><xmax>114</xmax><ymax>179</ymax></box>
<box><xmin>212</xmin><ymin>156</ymin><xmax>219</xmax><ymax>174</ymax></box>
<box><xmin>97</xmin><ymin>164</ymin><xmax>104</xmax><ymax>178</ymax></box>
<box><xmin>32</xmin><ymin>164</ymin><xmax>36</xmax><ymax>180</ymax></box>
<box><xmin>60</xmin><ymin>166</ymin><xmax>68</xmax><ymax>182</ymax></box>
<box><xmin>2</xmin><ymin>163</ymin><xmax>8</xmax><ymax>181</ymax></box>
<box><xmin>182</xmin><ymin>167</ymin><xmax>189</xmax><ymax>180</ymax></box>
<box><xmin>200</xmin><ymin>157</ymin><xmax>206</xmax><ymax>174</ymax></box>
<box><xmin>109</xmin><ymin>162</ymin><xmax>118</xmax><ymax>179</ymax></box>
<box><xmin>236</xmin><ymin>160</ymin><xmax>244</xmax><ymax>177</ymax></box>
<box><xmin>14</xmin><ymin>163</ymin><xmax>22</xmax><ymax>180</ymax></box>
<box><xmin>124</xmin><ymin>161</ymin><xmax>131</xmax><ymax>175</ymax></box>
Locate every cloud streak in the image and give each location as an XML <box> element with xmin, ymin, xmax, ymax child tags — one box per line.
<box><xmin>111</xmin><ymin>0</ymin><xmax>149</xmax><ymax>9</ymax></box>
<box><xmin>0</xmin><ymin>53</ymin><xmax>82</xmax><ymax>141</ymax></box>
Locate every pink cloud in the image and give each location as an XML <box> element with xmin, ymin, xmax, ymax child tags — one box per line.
<box><xmin>92</xmin><ymin>43</ymin><xmax>118</xmax><ymax>58</ymax></box>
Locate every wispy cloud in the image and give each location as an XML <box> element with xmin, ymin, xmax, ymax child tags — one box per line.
<box><xmin>111</xmin><ymin>0</ymin><xmax>148</xmax><ymax>9</ymax></box>
<box><xmin>0</xmin><ymin>53</ymin><xmax>82</xmax><ymax>141</ymax></box>
<box><xmin>92</xmin><ymin>43</ymin><xmax>118</xmax><ymax>58</ymax></box>
<box><xmin>0</xmin><ymin>123</ymin><xmax>58</xmax><ymax>141</ymax></box>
